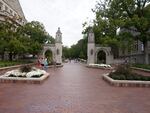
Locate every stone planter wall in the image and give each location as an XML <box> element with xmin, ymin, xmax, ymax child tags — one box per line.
<box><xmin>0</xmin><ymin>73</ymin><xmax>49</xmax><ymax>84</ymax></box>
<box><xmin>103</xmin><ymin>74</ymin><xmax>150</xmax><ymax>88</ymax></box>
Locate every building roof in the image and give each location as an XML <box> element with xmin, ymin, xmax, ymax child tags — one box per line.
<box><xmin>2</xmin><ymin>0</ymin><xmax>26</xmax><ymax>22</ymax></box>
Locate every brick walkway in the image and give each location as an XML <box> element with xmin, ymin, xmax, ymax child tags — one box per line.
<box><xmin>0</xmin><ymin>63</ymin><xmax>150</xmax><ymax>113</ymax></box>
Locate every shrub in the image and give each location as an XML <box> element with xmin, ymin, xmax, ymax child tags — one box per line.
<box><xmin>109</xmin><ymin>73</ymin><xmax>126</xmax><ymax>80</ymax></box>
<box><xmin>114</xmin><ymin>64</ymin><xmax>132</xmax><ymax>75</ymax></box>
<box><xmin>20</xmin><ymin>65</ymin><xmax>32</xmax><ymax>73</ymax></box>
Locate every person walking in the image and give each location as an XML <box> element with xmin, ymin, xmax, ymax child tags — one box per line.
<box><xmin>53</xmin><ymin>60</ymin><xmax>56</xmax><ymax>71</ymax></box>
<box><xmin>37</xmin><ymin>57</ymin><xmax>43</xmax><ymax>69</ymax></box>
<box><xmin>43</xmin><ymin>58</ymin><xmax>48</xmax><ymax>71</ymax></box>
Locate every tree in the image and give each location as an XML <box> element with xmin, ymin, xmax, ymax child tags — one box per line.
<box><xmin>93</xmin><ymin>0</ymin><xmax>150</xmax><ymax>64</ymax></box>
<box><xmin>68</xmin><ymin>38</ymin><xmax>87</xmax><ymax>59</ymax></box>
<box><xmin>0</xmin><ymin>21</ymin><xmax>17</xmax><ymax>60</ymax></box>
<box><xmin>45</xmin><ymin>34</ymin><xmax>55</xmax><ymax>44</ymax></box>
<box><xmin>0</xmin><ymin>22</ymin><xmax>7</xmax><ymax>60</ymax></box>
<box><xmin>62</xmin><ymin>46</ymin><xmax>70</xmax><ymax>59</ymax></box>
<box><xmin>79</xmin><ymin>51</ymin><xmax>85</xmax><ymax>59</ymax></box>
<box><xmin>17</xmin><ymin>21</ymin><xmax>47</xmax><ymax>44</ymax></box>
<box><xmin>8</xmin><ymin>38</ymin><xmax>26</xmax><ymax>61</ymax></box>
<box><xmin>17</xmin><ymin>21</ymin><xmax>52</xmax><ymax>57</ymax></box>
<box><xmin>0</xmin><ymin>20</ymin><xmax>53</xmax><ymax>61</ymax></box>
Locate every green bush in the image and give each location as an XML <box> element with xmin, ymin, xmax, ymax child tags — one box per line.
<box><xmin>20</xmin><ymin>65</ymin><xmax>32</xmax><ymax>73</ymax></box>
<box><xmin>114</xmin><ymin>64</ymin><xmax>131</xmax><ymax>75</ymax></box>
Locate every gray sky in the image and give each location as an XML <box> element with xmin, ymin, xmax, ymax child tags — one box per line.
<box><xmin>19</xmin><ymin>0</ymin><xmax>96</xmax><ymax>47</ymax></box>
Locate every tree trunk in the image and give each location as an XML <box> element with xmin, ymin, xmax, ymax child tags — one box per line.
<box><xmin>143</xmin><ymin>41</ymin><xmax>149</xmax><ymax>64</ymax></box>
<box><xmin>1</xmin><ymin>52</ymin><xmax>5</xmax><ymax>60</ymax></box>
<box><xmin>33</xmin><ymin>54</ymin><xmax>35</xmax><ymax>58</ymax></box>
<box><xmin>9</xmin><ymin>52</ymin><xmax>13</xmax><ymax>61</ymax></box>
<box><xmin>13</xmin><ymin>53</ymin><xmax>16</xmax><ymax>60</ymax></box>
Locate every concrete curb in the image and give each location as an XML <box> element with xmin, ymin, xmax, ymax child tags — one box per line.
<box><xmin>102</xmin><ymin>73</ymin><xmax>150</xmax><ymax>88</ymax></box>
<box><xmin>0</xmin><ymin>73</ymin><xmax>50</xmax><ymax>84</ymax></box>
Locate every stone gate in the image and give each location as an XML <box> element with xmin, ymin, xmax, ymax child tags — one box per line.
<box><xmin>42</xmin><ymin>28</ymin><xmax>62</xmax><ymax>64</ymax></box>
<box><xmin>87</xmin><ymin>28</ymin><xmax>113</xmax><ymax>64</ymax></box>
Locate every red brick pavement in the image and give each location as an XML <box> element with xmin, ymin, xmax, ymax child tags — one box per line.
<box><xmin>0</xmin><ymin>63</ymin><xmax>150</xmax><ymax>113</ymax></box>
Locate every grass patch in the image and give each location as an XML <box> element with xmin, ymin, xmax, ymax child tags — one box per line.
<box><xmin>132</xmin><ymin>64</ymin><xmax>150</xmax><ymax>70</ymax></box>
<box><xmin>0</xmin><ymin>60</ymin><xmax>32</xmax><ymax>68</ymax></box>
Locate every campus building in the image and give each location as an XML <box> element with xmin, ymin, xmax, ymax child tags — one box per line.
<box><xmin>0</xmin><ymin>0</ymin><xmax>26</xmax><ymax>25</ymax></box>
<box><xmin>119</xmin><ymin>28</ymin><xmax>150</xmax><ymax>64</ymax></box>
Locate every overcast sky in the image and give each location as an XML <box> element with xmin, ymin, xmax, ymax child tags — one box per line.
<box><xmin>19</xmin><ymin>0</ymin><xmax>97</xmax><ymax>47</ymax></box>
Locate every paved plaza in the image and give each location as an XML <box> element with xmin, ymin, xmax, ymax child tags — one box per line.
<box><xmin>0</xmin><ymin>63</ymin><xmax>150</xmax><ymax>113</ymax></box>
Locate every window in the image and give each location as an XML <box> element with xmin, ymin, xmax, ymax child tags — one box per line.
<box><xmin>141</xmin><ymin>43</ymin><xmax>144</xmax><ymax>51</ymax></box>
<box><xmin>14</xmin><ymin>13</ymin><xmax>17</xmax><ymax>18</ymax></box>
<box><xmin>0</xmin><ymin>2</ymin><xmax>3</xmax><ymax>10</ymax></box>
<box><xmin>5</xmin><ymin>6</ymin><xmax>8</xmax><ymax>11</ymax></box>
<box><xmin>10</xmin><ymin>9</ymin><xmax>12</xmax><ymax>14</ymax></box>
<box><xmin>133</xmin><ymin>41</ymin><xmax>138</xmax><ymax>52</ymax></box>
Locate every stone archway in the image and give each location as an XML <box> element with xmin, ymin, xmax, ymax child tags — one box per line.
<box><xmin>87</xmin><ymin>28</ymin><xmax>114</xmax><ymax>64</ymax></box>
<box><xmin>42</xmin><ymin>28</ymin><xmax>62</xmax><ymax>64</ymax></box>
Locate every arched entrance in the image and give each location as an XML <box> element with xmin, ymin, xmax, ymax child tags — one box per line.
<box><xmin>44</xmin><ymin>50</ymin><xmax>53</xmax><ymax>65</ymax></box>
<box><xmin>87</xmin><ymin>28</ymin><xmax>114</xmax><ymax>64</ymax></box>
<box><xmin>97</xmin><ymin>50</ymin><xmax>106</xmax><ymax>64</ymax></box>
<box><xmin>42</xmin><ymin>28</ymin><xmax>62</xmax><ymax>64</ymax></box>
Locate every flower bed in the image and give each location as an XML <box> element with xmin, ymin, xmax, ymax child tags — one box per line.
<box><xmin>109</xmin><ymin>72</ymin><xmax>150</xmax><ymax>81</ymax></box>
<box><xmin>0</xmin><ymin>66</ymin><xmax>49</xmax><ymax>84</ymax></box>
<box><xmin>103</xmin><ymin>74</ymin><xmax>150</xmax><ymax>87</ymax></box>
<box><xmin>102</xmin><ymin>65</ymin><xmax>150</xmax><ymax>87</ymax></box>
<box><xmin>87</xmin><ymin>63</ymin><xmax>113</xmax><ymax>69</ymax></box>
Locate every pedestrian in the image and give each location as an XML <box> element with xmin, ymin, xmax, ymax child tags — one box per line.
<box><xmin>43</xmin><ymin>58</ymin><xmax>48</xmax><ymax>71</ymax></box>
<box><xmin>37</xmin><ymin>57</ymin><xmax>42</xmax><ymax>68</ymax></box>
<box><xmin>53</xmin><ymin>60</ymin><xmax>56</xmax><ymax>71</ymax></box>
<box><xmin>124</xmin><ymin>58</ymin><xmax>128</xmax><ymax>64</ymax></box>
<box><xmin>69</xmin><ymin>58</ymin><xmax>71</xmax><ymax>63</ymax></box>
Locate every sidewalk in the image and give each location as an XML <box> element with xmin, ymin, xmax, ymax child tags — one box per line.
<box><xmin>0</xmin><ymin>63</ymin><xmax>149</xmax><ymax>113</ymax></box>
